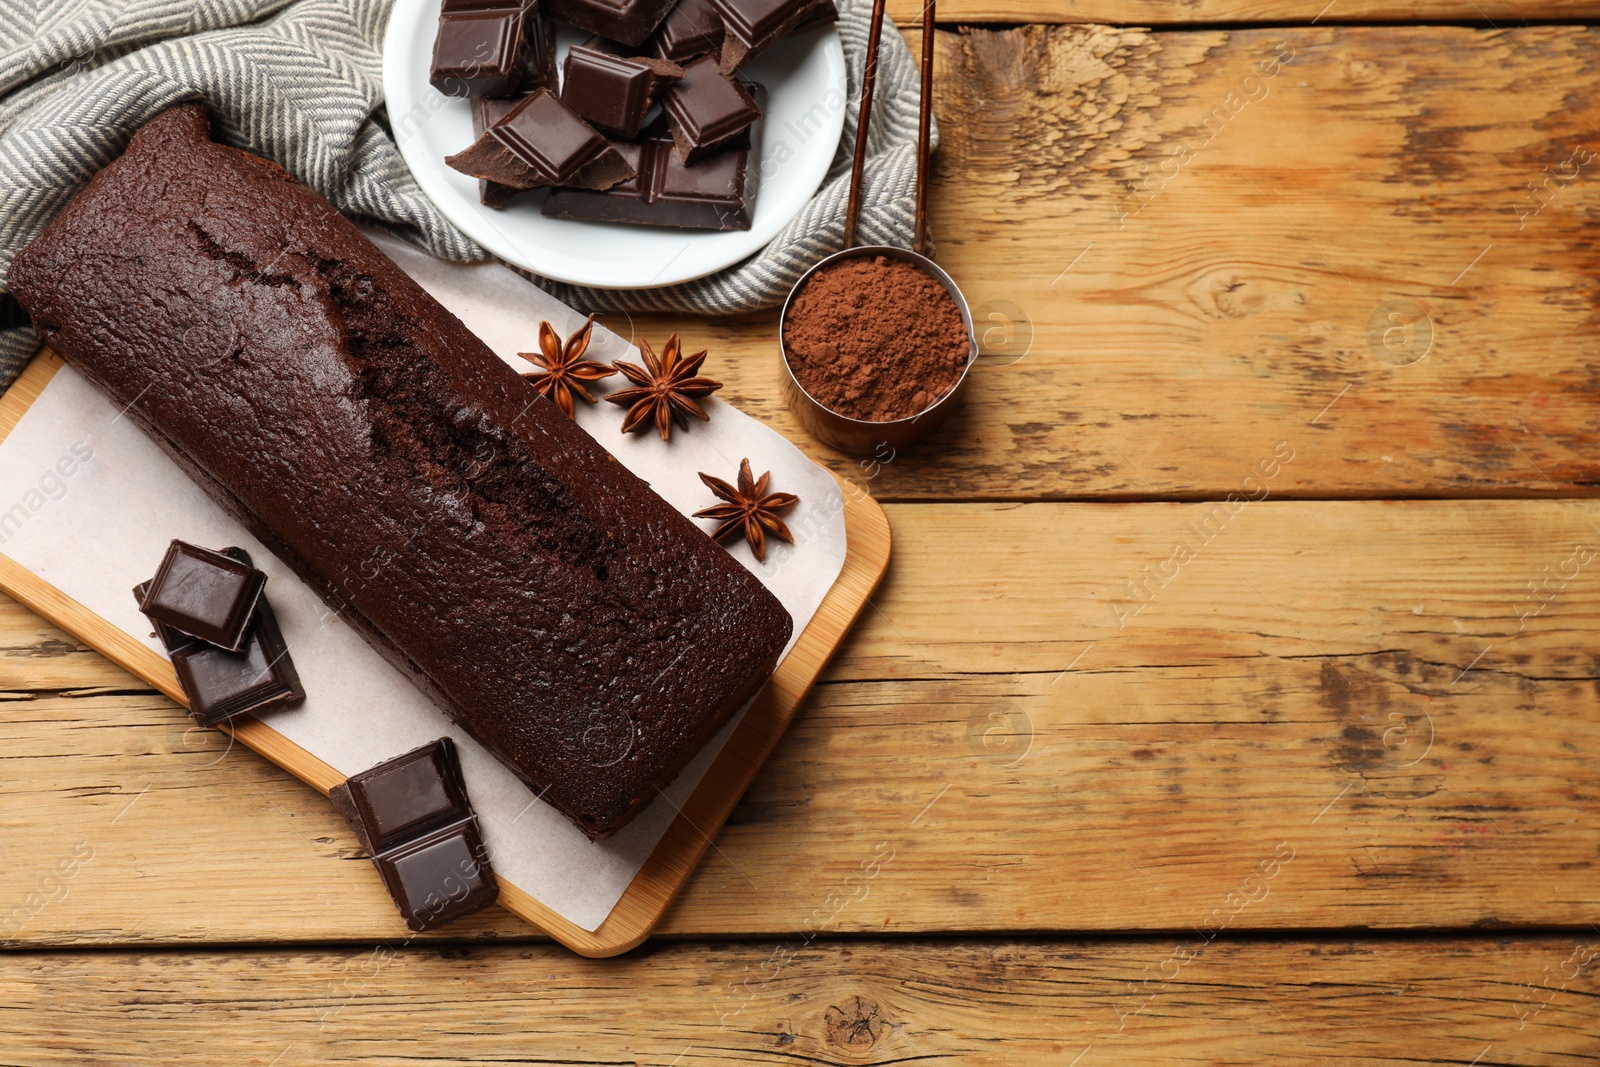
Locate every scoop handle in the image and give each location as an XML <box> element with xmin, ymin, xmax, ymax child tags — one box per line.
<box><xmin>843</xmin><ymin>0</ymin><xmax>891</xmax><ymax>249</ymax></box>
<box><xmin>913</xmin><ymin>0</ymin><xmax>935</xmax><ymax>255</ymax></box>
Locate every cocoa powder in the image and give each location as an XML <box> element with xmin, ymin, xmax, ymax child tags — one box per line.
<box><xmin>783</xmin><ymin>255</ymin><xmax>969</xmax><ymax>423</ymax></box>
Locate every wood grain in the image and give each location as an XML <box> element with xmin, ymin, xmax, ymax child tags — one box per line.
<box><xmin>2</xmin><ymin>938</ymin><xmax>1596</xmax><ymax>1064</ymax></box>
<box><xmin>2</xmin><ymin>11</ymin><xmax>1596</xmax><ymax>1064</ymax></box>
<box><xmin>891</xmin><ymin>0</ymin><xmax>1600</xmax><ymax>22</ymax></box>
<box><xmin>636</xmin><ymin>25</ymin><xmax>1600</xmax><ymax>501</ymax></box>
<box><xmin>4</xmin><ymin>499</ymin><xmax>1599</xmax><ymax>944</ymax></box>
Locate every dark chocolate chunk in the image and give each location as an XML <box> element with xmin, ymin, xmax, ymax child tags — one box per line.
<box><xmin>544</xmin><ymin>0</ymin><xmax>677</xmax><ymax>48</ymax></box>
<box><xmin>137</xmin><ymin>539</ymin><xmax>266</xmax><ymax>652</ymax></box>
<box><xmin>579</xmin><ymin>34</ymin><xmax>689</xmax><ymax>77</ymax></box>
<box><xmin>543</xmin><ymin>101</ymin><xmax>761</xmax><ymax>230</ymax></box>
<box><xmin>134</xmin><ymin>546</ymin><xmax>257</xmax><ymax>655</ymax></box>
<box><xmin>331</xmin><ymin>737</ymin><xmax>474</xmax><ymax>855</ymax></box>
<box><xmin>330</xmin><ymin>739</ymin><xmax>498</xmax><ymax>933</ymax></box>
<box><xmin>136</xmin><ymin>548</ymin><xmax>302</xmax><ymax>726</ymax></box>
<box><xmin>712</xmin><ymin>0</ymin><xmax>813</xmax><ymax>73</ymax></box>
<box><xmin>170</xmin><ymin>596</ymin><xmax>305</xmax><ymax>727</ymax></box>
<box><xmin>429</xmin><ymin>2</ymin><xmax>532</xmax><ymax>98</ymax></box>
<box><xmin>522</xmin><ymin>9</ymin><xmax>559</xmax><ymax>92</ymax></box>
<box><xmin>651</xmin><ymin>0</ymin><xmax>726</xmax><ymax>63</ymax></box>
<box><xmin>785</xmin><ymin>0</ymin><xmax>838</xmax><ymax>37</ymax></box>
<box><xmin>561</xmin><ymin>44</ymin><xmax>685</xmax><ymax>139</ymax></box>
<box><xmin>133</xmin><ymin>580</ymin><xmax>202</xmax><ymax>654</ymax></box>
<box><xmin>490</xmin><ymin>91</ymin><xmax>609</xmax><ymax>183</ymax></box>
<box><xmin>446</xmin><ymin>88</ymin><xmax>636</xmax><ymax>194</ymax></box>
<box><xmin>471</xmin><ymin>95</ymin><xmax>531</xmax><ymax>207</ymax></box>
<box><xmin>374</xmin><ymin>824</ymin><xmax>497</xmax><ymax>933</ymax></box>
<box><xmin>662</xmin><ymin>55</ymin><xmax>760</xmax><ymax>164</ymax></box>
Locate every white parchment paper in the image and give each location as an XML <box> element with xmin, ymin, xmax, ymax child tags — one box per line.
<box><xmin>0</xmin><ymin>231</ymin><xmax>846</xmax><ymax>931</ymax></box>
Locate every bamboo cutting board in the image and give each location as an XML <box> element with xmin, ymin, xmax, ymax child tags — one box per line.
<box><xmin>0</xmin><ymin>348</ymin><xmax>892</xmax><ymax>956</ymax></box>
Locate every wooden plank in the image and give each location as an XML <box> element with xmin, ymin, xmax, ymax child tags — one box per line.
<box><xmin>891</xmin><ymin>0</ymin><xmax>1600</xmax><ymax>22</ymax></box>
<box><xmin>2</xmin><ymin>938</ymin><xmax>1596</xmax><ymax>1063</ymax></box>
<box><xmin>3</xmin><ymin>499</ymin><xmax>1599</xmax><ymax>943</ymax></box>
<box><xmin>636</xmin><ymin>25</ymin><xmax>1600</xmax><ymax>500</ymax></box>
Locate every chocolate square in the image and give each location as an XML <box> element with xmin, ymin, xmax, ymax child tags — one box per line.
<box><xmin>713</xmin><ymin>0</ymin><xmax>832</xmax><ymax>72</ymax></box>
<box><xmin>430</xmin><ymin>8</ymin><xmax>529</xmax><ymax>98</ymax></box>
<box><xmin>561</xmin><ymin>45</ymin><xmax>683</xmax><ymax>140</ymax></box>
<box><xmin>712</xmin><ymin>0</ymin><xmax>809</xmax><ymax>73</ymax></box>
<box><xmin>137</xmin><ymin>539</ymin><xmax>266</xmax><ymax>652</ymax></box>
<box><xmin>545</xmin><ymin>0</ymin><xmax>678</xmax><ymax>48</ymax></box>
<box><xmin>373</xmin><ymin>822</ymin><xmax>498</xmax><ymax>933</ymax></box>
<box><xmin>492</xmin><ymin>89</ymin><xmax>610</xmax><ymax>182</ymax></box>
<box><xmin>330</xmin><ymin>739</ymin><xmax>473</xmax><ymax>855</ymax></box>
<box><xmin>662</xmin><ymin>55</ymin><xmax>760</xmax><ymax>164</ymax></box>
<box><xmin>169</xmin><ymin>597</ymin><xmax>305</xmax><ymax>727</ymax></box>
<box><xmin>651</xmin><ymin>0</ymin><xmax>726</xmax><ymax>64</ymax></box>
<box><xmin>447</xmin><ymin>88</ymin><xmax>636</xmax><ymax>193</ymax></box>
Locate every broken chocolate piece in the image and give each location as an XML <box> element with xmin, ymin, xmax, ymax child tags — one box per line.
<box><xmin>712</xmin><ymin>0</ymin><xmax>814</xmax><ymax>73</ymax></box>
<box><xmin>330</xmin><ymin>739</ymin><xmax>498</xmax><ymax>932</ymax></box>
<box><xmin>543</xmin><ymin>102</ymin><xmax>761</xmax><ymax>230</ymax></box>
<box><xmin>471</xmin><ymin>94</ymin><xmax>531</xmax><ymax>207</ymax></box>
<box><xmin>544</xmin><ymin>0</ymin><xmax>678</xmax><ymax>48</ymax></box>
<box><xmin>375</xmin><ymin>827</ymin><xmax>498</xmax><ymax>932</ymax></box>
<box><xmin>138</xmin><ymin>547</ymin><xmax>304</xmax><ymax>727</ymax></box>
<box><xmin>561</xmin><ymin>43</ymin><xmax>685</xmax><ymax>140</ymax></box>
<box><xmin>446</xmin><ymin>88</ymin><xmax>636</xmax><ymax>193</ymax></box>
<box><xmin>651</xmin><ymin>0</ymin><xmax>726</xmax><ymax>63</ymax></box>
<box><xmin>662</xmin><ymin>55</ymin><xmax>760</xmax><ymax>164</ymax></box>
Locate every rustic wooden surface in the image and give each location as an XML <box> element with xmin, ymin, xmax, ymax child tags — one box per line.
<box><xmin>657</xmin><ymin>24</ymin><xmax>1600</xmax><ymax>501</ymax></box>
<box><xmin>3</xmin><ymin>16</ymin><xmax>1599</xmax><ymax>1067</ymax></box>
<box><xmin>893</xmin><ymin>0</ymin><xmax>1600</xmax><ymax>22</ymax></box>
<box><xmin>5</xmin><ymin>499</ymin><xmax>1600</xmax><ymax>944</ymax></box>
<box><xmin>4</xmin><ymin>939</ymin><xmax>1597</xmax><ymax>1064</ymax></box>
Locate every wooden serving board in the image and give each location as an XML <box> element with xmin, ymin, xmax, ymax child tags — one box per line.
<box><xmin>0</xmin><ymin>348</ymin><xmax>892</xmax><ymax>957</ymax></box>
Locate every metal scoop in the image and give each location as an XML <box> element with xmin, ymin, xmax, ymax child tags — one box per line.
<box><xmin>778</xmin><ymin>0</ymin><xmax>976</xmax><ymax>456</ymax></box>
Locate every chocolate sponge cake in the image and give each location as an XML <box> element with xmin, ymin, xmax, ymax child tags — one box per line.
<box><xmin>8</xmin><ymin>104</ymin><xmax>793</xmax><ymax>839</ymax></box>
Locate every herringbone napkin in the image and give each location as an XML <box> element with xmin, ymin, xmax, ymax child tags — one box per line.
<box><xmin>0</xmin><ymin>0</ymin><xmax>932</xmax><ymax>391</ymax></box>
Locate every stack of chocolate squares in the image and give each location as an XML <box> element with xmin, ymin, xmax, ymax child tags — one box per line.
<box><xmin>133</xmin><ymin>541</ymin><xmax>305</xmax><ymax>728</ymax></box>
<box><xmin>331</xmin><ymin>739</ymin><xmax>500</xmax><ymax>932</ymax></box>
<box><xmin>431</xmin><ymin>0</ymin><xmax>837</xmax><ymax>230</ymax></box>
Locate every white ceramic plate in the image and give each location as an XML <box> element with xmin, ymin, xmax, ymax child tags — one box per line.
<box><xmin>382</xmin><ymin>0</ymin><xmax>847</xmax><ymax>288</ymax></box>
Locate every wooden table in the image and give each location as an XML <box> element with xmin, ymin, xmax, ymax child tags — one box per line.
<box><xmin>4</xmin><ymin>3</ymin><xmax>1600</xmax><ymax>1062</ymax></box>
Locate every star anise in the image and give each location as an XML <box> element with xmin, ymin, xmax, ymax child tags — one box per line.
<box><xmin>519</xmin><ymin>315</ymin><xmax>615</xmax><ymax>418</ymax></box>
<box><xmin>605</xmin><ymin>333</ymin><xmax>723</xmax><ymax>441</ymax></box>
<box><xmin>694</xmin><ymin>458</ymin><xmax>800</xmax><ymax>563</ymax></box>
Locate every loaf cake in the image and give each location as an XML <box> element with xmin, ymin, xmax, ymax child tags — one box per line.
<box><xmin>8</xmin><ymin>104</ymin><xmax>793</xmax><ymax>839</ymax></box>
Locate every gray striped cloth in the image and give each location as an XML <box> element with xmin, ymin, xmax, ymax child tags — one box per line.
<box><xmin>0</xmin><ymin>0</ymin><xmax>932</xmax><ymax>390</ymax></box>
